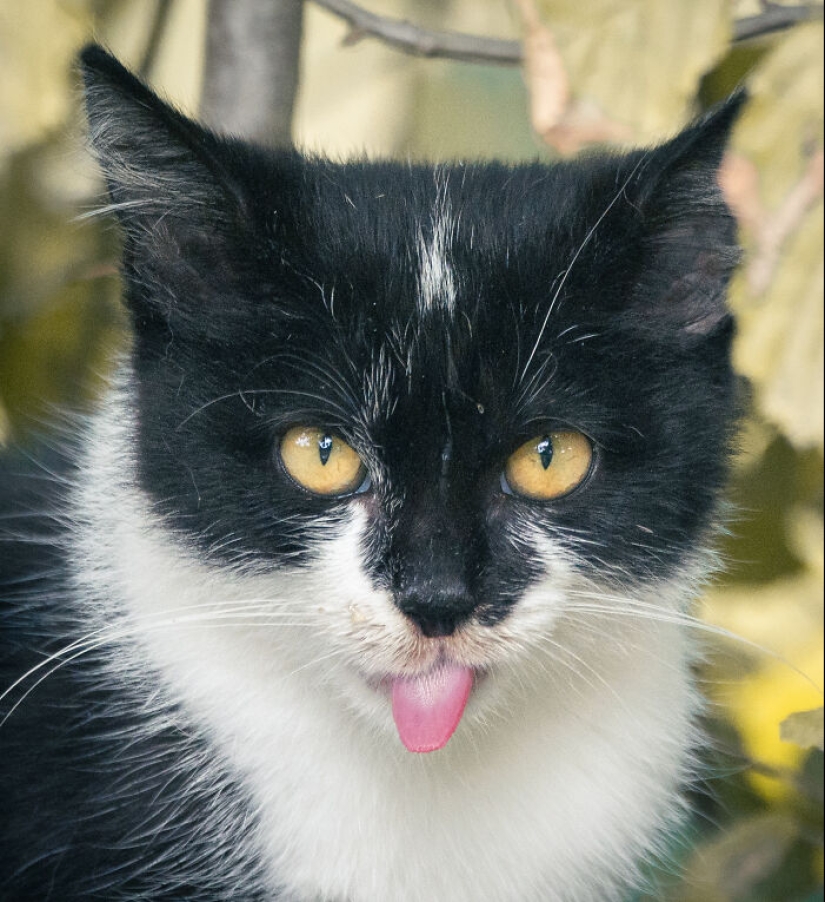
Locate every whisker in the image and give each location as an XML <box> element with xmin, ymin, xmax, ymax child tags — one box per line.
<box><xmin>518</xmin><ymin>154</ymin><xmax>648</xmax><ymax>386</ymax></box>
<box><xmin>561</xmin><ymin>593</ymin><xmax>824</xmax><ymax>695</ymax></box>
<box><xmin>0</xmin><ymin>599</ymin><xmax>320</xmax><ymax>724</ymax></box>
<box><xmin>533</xmin><ymin>633</ymin><xmax>635</xmax><ymax>718</ymax></box>
<box><xmin>175</xmin><ymin>387</ymin><xmax>354</xmax><ymax>431</ymax></box>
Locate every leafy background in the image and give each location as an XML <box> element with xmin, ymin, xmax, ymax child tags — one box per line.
<box><xmin>0</xmin><ymin>1</ymin><xmax>822</xmax><ymax>899</ymax></box>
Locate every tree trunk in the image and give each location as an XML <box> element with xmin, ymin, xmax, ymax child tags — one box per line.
<box><xmin>200</xmin><ymin>0</ymin><xmax>304</xmax><ymax>147</ymax></box>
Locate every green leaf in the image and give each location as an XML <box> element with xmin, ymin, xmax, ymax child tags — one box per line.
<box><xmin>780</xmin><ymin>707</ymin><xmax>825</xmax><ymax>751</ymax></box>
<box><xmin>676</xmin><ymin>813</ymin><xmax>799</xmax><ymax>902</ymax></box>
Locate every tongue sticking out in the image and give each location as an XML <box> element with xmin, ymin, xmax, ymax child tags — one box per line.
<box><xmin>391</xmin><ymin>664</ymin><xmax>474</xmax><ymax>753</ymax></box>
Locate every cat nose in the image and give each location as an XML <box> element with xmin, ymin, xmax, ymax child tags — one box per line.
<box><xmin>396</xmin><ymin>591</ymin><xmax>477</xmax><ymax>638</ymax></box>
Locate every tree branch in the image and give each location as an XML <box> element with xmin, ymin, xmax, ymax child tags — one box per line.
<box><xmin>201</xmin><ymin>0</ymin><xmax>304</xmax><ymax>147</ymax></box>
<box><xmin>734</xmin><ymin>1</ymin><xmax>824</xmax><ymax>42</ymax></box>
<box><xmin>310</xmin><ymin>0</ymin><xmax>823</xmax><ymax>66</ymax></box>
<box><xmin>138</xmin><ymin>0</ymin><xmax>175</xmax><ymax>80</ymax></box>
<box><xmin>310</xmin><ymin>0</ymin><xmax>522</xmax><ymax>65</ymax></box>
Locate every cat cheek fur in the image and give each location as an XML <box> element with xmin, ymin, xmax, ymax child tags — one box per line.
<box><xmin>73</xmin><ymin>385</ymin><xmax>702</xmax><ymax>902</ymax></box>
<box><xmin>0</xmin><ymin>43</ymin><xmax>746</xmax><ymax>902</ymax></box>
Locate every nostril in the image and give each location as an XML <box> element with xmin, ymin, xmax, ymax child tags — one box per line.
<box><xmin>396</xmin><ymin>593</ymin><xmax>476</xmax><ymax>638</ymax></box>
<box><xmin>416</xmin><ymin>613</ymin><xmax>458</xmax><ymax>639</ymax></box>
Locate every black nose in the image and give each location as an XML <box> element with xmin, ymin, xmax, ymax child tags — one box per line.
<box><xmin>396</xmin><ymin>592</ymin><xmax>477</xmax><ymax>638</ymax></box>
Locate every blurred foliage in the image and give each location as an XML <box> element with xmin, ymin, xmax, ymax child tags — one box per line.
<box><xmin>0</xmin><ymin>1</ymin><xmax>822</xmax><ymax>900</ymax></box>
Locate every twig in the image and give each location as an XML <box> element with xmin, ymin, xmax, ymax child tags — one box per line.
<box><xmin>310</xmin><ymin>0</ymin><xmax>823</xmax><ymax>66</ymax></box>
<box><xmin>734</xmin><ymin>1</ymin><xmax>824</xmax><ymax>42</ymax></box>
<box><xmin>138</xmin><ymin>0</ymin><xmax>175</xmax><ymax>80</ymax></box>
<box><xmin>310</xmin><ymin>0</ymin><xmax>522</xmax><ymax>65</ymax></box>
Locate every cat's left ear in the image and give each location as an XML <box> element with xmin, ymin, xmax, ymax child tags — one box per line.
<box><xmin>625</xmin><ymin>91</ymin><xmax>747</xmax><ymax>340</ymax></box>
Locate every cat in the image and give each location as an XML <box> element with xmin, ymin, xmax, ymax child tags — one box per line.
<box><xmin>0</xmin><ymin>44</ymin><xmax>744</xmax><ymax>902</ymax></box>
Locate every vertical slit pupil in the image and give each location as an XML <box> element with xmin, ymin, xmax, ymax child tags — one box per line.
<box><xmin>537</xmin><ymin>436</ymin><xmax>553</xmax><ymax>470</ymax></box>
<box><xmin>318</xmin><ymin>434</ymin><xmax>333</xmax><ymax>466</ymax></box>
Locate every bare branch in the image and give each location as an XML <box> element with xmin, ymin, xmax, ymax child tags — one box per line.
<box><xmin>201</xmin><ymin>0</ymin><xmax>304</xmax><ymax>147</ymax></box>
<box><xmin>310</xmin><ymin>0</ymin><xmax>522</xmax><ymax>65</ymax></box>
<box><xmin>734</xmin><ymin>2</ymin><xmax>823</xmax><ymax>42</ymax></box>
<box><xmin>138</xmin><ymin>0</ymin><xmax>175</xmax><ymax>80</ymax></box>
<box><xmin>310</xmin><ymin>0</ymin><xmax>823</xmax><ymax>66</ymax></box>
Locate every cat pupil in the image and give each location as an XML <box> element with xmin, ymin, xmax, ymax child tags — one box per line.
<box><xmin>318</xmin><ymin>434</ymin><xmax>333</xmax><ymax>466</ymax></box>
<box><xmin>537</xmin><ymin>437</ymin><xmax>553</xmax><ymax>470</ymax></box>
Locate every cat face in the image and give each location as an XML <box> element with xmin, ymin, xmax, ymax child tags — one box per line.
<box><xmin>81</xmin><ymin>47</ymin><xmax>742</xmax><ymax>750</ymax></box>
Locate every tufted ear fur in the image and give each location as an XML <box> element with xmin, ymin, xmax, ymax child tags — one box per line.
<box><xmin>79</xmin><ymin>44</ymin><xmax>298</xmax><ymax>341</ymax></box>
<box><xmin>619</xmin><ymin>92</ymin><xmax>746</xmax><ymax>341</ymax></box>
<box><xmin>79</xmin><ymin>44</ymin><xmax>253</xmax><ymax>237</ymax></box>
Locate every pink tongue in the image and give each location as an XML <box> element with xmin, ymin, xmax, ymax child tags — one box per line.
<box><xmin>391</xmin><ymin>664</ymin><xmax>473</xmax><ymax>753</ymax></box>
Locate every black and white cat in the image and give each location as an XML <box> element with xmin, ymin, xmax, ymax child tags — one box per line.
<box><xmin>0</xmin><ymin>45</ymin><xmax>744</xmax><ymax>901</ymax></box>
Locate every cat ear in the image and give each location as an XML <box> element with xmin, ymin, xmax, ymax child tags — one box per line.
<box><xmin>79</xmin><ymin>44</ymin><xmax>251</xmax><ymax>235</ymax></box>
<box><xmin>626</xmin><ymin>91</ymin><xmax>747</xmax><ymax>340</ymax></box>
<box><xmin>79</xmin><ymin>45</ymin><xmax>294</xmax><ymax>339</ymax></box>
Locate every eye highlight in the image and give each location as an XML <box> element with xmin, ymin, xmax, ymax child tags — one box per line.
<box><xmin>279</xmin><ymin>426</ymin><xmax>368</xmax><ymax>496</ymax></box>
<box><xmin>503</xmin><ymin>430</ymin><xmax>593</xmax><ymax>501</ymax></box>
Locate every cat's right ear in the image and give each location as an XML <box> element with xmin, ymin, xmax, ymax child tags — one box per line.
<box><xmin>79</xmin><ymin>44</ymin><xmax>254</xmax><ymax>245</ymax></box>
<box><xmin>78</xmin><ymin>45</ymin><xmax>295</xmax><ymax>338</ymax></box>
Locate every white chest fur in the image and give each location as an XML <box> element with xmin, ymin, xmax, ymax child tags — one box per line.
<box><xmin>70</xmin><ymin>391</ymin><xmax>701</xmax><ymax>902</ymax></box>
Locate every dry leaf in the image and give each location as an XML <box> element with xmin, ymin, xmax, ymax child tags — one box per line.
<box><xmin>732</xmin><ymin>23</ymin><xmax>824</xmax><ymax>208</ymax></box>
<box><xmin>516</xmin><ymin>0</ymin><xmax>569</xmax><ymax>134</ymax></box>
<box><xmin>731</xmin><ymin>149</ymin><xmax>825</xmax><ymax>297</ymax></box>
<box><xmin>517</xmin><ymin>0</ymin><xmax>631</xmax><ymax>153</ymax></box>
<box><xmin>727</xmin><ymin>25</ymin><xmax>824</xmax><ymax>450</ymax></box>
<box><xmin>540</xmin><ymin>99</ymin><xmax>632</xmax><ymax>154</ymax></box>
<box><xmin>781</xmin><ymin>707</ymin><xmax>825</xmax><ymax>751</ymax></box>
<box><xmin>731</xmin><ymin>199</ymin><xmax>824</xmax><ymax>448</ymax></box>
<box><xmin>719</xmin><ymin>152</ymin><xmax>764</xmax><ymax>234</ymax></box>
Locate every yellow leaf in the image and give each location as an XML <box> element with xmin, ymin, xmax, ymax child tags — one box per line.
<box><xmin>725</xmin><ymin>24</ymin><xmax>824</xmax><ymax>450</ymax></box>
<box><xmin>731</xmin><ymin>199</ymin><xmax>824</xmax><ymax>449</ymax></box>
<box><xmin>0</xmin><ymin>0</ymin><xmax>91</xmax><ymax>163</ymax></box>
<box><xmin>295</xmin><ymin>1</ymin><xmax>419</xmax><ymax>157</ymax></box>
<box><xmin>533</xmin><ymin>0</ymin><xmax>731</xmax><ymax>141</ymax></box>
<box><xmin>702</xmin><ymin>561</ymin><xmax>824</xmax><ymax>799</ymax></box>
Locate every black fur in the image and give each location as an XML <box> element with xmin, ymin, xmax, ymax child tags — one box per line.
<box><xmin>0</xmin><ymin>45</ymin><xmax>744</xmax><ymax>899</ymax></box>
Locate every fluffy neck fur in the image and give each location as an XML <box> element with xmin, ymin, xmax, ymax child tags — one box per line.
<box><xmin>68</xmin><ymin>368</ymin><xmax>703</xmax><ymax>902</ymax></box>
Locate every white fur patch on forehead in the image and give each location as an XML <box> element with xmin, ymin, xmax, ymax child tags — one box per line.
<box><xmin>416</xmin><ymin>172</ymin><xmax>457</xmax><ymax>316</ymax></box>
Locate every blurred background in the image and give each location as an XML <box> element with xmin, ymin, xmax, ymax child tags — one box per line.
<box><xmin>0</xmin><ymin>1</ymin><xmax>822</xmax><ymax>899</ymax></box>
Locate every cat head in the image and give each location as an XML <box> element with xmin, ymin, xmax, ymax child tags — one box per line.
<box><xmin>80</xmin><ymin>45</ymin><xmax>743</xmax><ymax>747</ymax></box>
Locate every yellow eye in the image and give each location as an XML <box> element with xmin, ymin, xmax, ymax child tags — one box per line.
<box><xmin>504</xmin><ymin>430</ymin><xmax>592</xmax><ymax>500</ymax></box>
<box><xmin>279</xmin><ymin>427</ymin><xmax>367</xmax><ymax>496</ymax></box>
